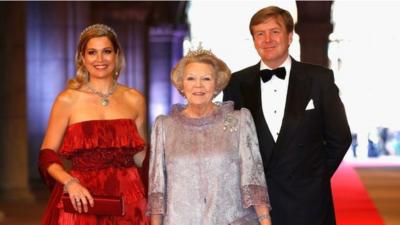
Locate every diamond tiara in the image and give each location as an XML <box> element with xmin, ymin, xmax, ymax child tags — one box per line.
<box><xmin>185</xmin><ymin>42</ymin><xmax>214</xmax><ymax>57</ymax></box>
<box><xmin>80</xmin><ymin>24</ymin><xmax>117</xmax><ymax>38</ymax></box>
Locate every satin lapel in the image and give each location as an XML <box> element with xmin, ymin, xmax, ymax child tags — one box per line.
<box><xmin>241</xmin><ymin>63</ymin><xmax>275</xmax><ymax>167</ymax></box>
<box><xmin>241</xmin><ymin>64</ymin><xmax>262</xmax><ymax>120</ymax></box>
<box><xmin>275</xmin><ymin>59</ymin><xmax>311</xmax><ymax>148</ymax></box>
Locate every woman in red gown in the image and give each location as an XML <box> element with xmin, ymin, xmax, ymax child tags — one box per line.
<box><xmin>38</xmin><ymin>24</ymin><xmax>149</xmax><ymax>225</ymax></box>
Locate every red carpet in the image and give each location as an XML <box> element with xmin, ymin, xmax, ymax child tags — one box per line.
<box><xmin>332</xmin><ymin>163</ymin><xmax>385</xmax><ymax>225</ymax></box>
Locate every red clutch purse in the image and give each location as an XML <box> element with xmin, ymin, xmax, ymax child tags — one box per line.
<box><xmin>62</xmin><ymin>193</ymin><xmax>125</xmax><ymax>216</ymax></box>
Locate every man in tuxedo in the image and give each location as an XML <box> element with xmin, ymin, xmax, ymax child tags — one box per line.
<box><xmin>223</xmin><ymin>6</ymin><xmax>351</xmax><ymax>225</ymax></box>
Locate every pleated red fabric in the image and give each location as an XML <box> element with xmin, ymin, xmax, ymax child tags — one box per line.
<box><xmin>40</xmin><ymin>119</ymin><xmax>149</xmax><ymax>225</ymax></box>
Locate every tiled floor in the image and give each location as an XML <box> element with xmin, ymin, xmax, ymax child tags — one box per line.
<box><xmin>1</xmin><ymin>167</ymin><xmax>399</xmax><ymax>225</ymax></box>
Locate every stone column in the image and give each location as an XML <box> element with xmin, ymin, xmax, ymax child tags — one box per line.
<box><xmin>147</xmin><ymin>25</ymin><xmax>188</xmax><ymax>124</ymax></box>
<box><xmin>0</xmin><ymin>2</ymin><xmax>34</xmax><ymax>201</ymax></box>
<box><xmin>148</xmin><ymin>26</ymin><xmax>175</xmax><ymax>123</ymax></box>
<box><xmin>295</xmin><ymin>1</ymin><xmax>333</xmax><ymax>67</ymax></box>
<box><xmin>170</xmin><ymin>26</ymin><xmax>188</xmax><ymax>104</ymax></box>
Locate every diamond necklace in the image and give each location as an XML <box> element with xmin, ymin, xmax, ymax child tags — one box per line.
<box><xmin>86</xmin><ymin>81</ymin><xmax>117</xmax><ymax>106</ymax></box>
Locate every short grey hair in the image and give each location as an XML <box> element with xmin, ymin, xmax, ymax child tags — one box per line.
<box><xmin>171</xmin><ymin>53</ymin><xmax>231</xmax><ymax>97</ymax></box>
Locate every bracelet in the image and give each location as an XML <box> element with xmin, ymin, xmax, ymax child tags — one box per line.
<box><xmin>258</xmin><ymin>214</ymin><xmax>271</xmax><ymax>222</ymax></box>
<box><xmin>63</xmin><ymin>177</ymin><xmax>79</xmax><ymax>193</ymax></box>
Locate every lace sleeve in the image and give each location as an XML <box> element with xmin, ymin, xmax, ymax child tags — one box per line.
<box><xmin>241</xmin><ymin>185</ymin><xmax>270</xmax><ymax>208</ymax></box>
<box><xmin>238</xmin><ymin>109</ymin><xmax>271</xmax><ymax>209</ymax></box>
<box><xmin>148</xmin><ymin>116</ymin><xmax>166</xmax><ymax>214</ymax></box>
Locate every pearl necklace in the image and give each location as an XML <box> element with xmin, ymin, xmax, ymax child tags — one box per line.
<box><xmin>86</xmin><ymin>81</ymin><xmax>117</xmax><ymax>106</ymax></box>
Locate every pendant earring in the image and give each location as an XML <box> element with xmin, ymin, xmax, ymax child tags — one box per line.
<box><xmin>113</xmin><ymin>71</ymin><xmax>119</xmax><ymax>80</ymax></box>
<box><xmin>83</xmin><ymin>71</ymin><xmax>89</xmax><ymax>83</ymax></box>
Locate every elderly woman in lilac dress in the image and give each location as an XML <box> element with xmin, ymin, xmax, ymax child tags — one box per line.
<box><xmin>148</xmin><ymin>47</ymin><xmax>272</xmax><ymax>225</ymax></box>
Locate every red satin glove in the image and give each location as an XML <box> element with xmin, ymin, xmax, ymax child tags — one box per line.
<box><xmin>38</xmin><ymin>149</ymin><xmax>63</xmax><ymax>190</ymax></box>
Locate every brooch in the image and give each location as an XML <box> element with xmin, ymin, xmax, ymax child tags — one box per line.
<box><xmin>223</xmin><ymin>114</ymin><xmax>238</xmax><ymax>132</ymax></box>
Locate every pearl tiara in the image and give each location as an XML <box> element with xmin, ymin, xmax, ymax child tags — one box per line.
<box><xmin>80</xmin><ymin>24</ymin><xmax>117</xmax><ymax>38</ymax></box>
<box><xmin>185</xmin><ymin>42</ymin><xmax>214</xmax><ymax>57</ymax></box>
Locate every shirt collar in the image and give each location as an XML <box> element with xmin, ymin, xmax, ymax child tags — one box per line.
<box><xmin>260</xmin><ymin>55</ymin><xmax>291</xmax><ymax>71</ymax></box>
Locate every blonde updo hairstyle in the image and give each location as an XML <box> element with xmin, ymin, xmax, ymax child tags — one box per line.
<box><xmin>171</xmin><ymin>52</ymin><xmax>231</xmax><ymax>97</ymax></box>
<box><xmin>68</xmin><ymin>24</ymin><xmax>126</xmax><ymax>89</ymax></box>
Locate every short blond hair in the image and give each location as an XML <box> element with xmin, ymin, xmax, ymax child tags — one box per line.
<box><xmin>250</xmin><ymin>6</ymin><xmax>294</xmax><ymax>36</ymax></box>
<box><xmin>171</xmin><ymin>52</ymin><xmax>231</xmax><ymax>97</ymax></box>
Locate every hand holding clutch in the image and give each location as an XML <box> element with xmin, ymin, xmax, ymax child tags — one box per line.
<box><xmin>62</xmin><ymin>193</ymin><xmax>125</xmax><ymax>216</ymax></box>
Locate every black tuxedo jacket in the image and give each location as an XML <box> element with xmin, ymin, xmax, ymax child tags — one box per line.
<box><xmin>223</xmin><ymin>58</ymin><xmax>352</xmax><ymax>225</ymax></box>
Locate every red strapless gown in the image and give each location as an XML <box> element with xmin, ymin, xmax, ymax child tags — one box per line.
<box><xmin>53</xmin><ymin>119</ymin><xmax>149</xmax><ymax>225</ymax></box>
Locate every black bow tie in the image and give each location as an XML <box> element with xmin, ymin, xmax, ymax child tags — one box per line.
<box><xmin>259</xmin><ymin>67</ymin><xmax>286</xmax><ymax>83</ymax></box>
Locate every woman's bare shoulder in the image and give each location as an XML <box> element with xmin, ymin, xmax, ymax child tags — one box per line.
<box><xmin>118</xmin><ymin>84</ymin><xmax>146</xmax><ymax>104</ymax></box>
<box><xmin>53</xmin><ymin>88</ymin><xmax>83</xmax><ymax>108</ymax></box>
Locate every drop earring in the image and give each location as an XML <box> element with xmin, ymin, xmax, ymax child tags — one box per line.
<box><xmin>113</xmin><ymin>71</ymin><xmax>119</xmax><ymax>80</ymax></box>
<box><xmin>83</xmin><ymin>71</ymin><xmax>89</xmax><ymax>83</ymax></box>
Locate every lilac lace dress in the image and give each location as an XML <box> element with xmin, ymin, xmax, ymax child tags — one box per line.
<box><xmin>148</xmin><ymin>101</ymin><xmax>270</xmax><ymax>225</ymax></box>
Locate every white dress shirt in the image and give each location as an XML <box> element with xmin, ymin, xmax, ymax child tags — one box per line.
<box><xmin>260</xmin><ymin>56</ymin><xmax>291</xmax><ymax>142</ymax></box>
